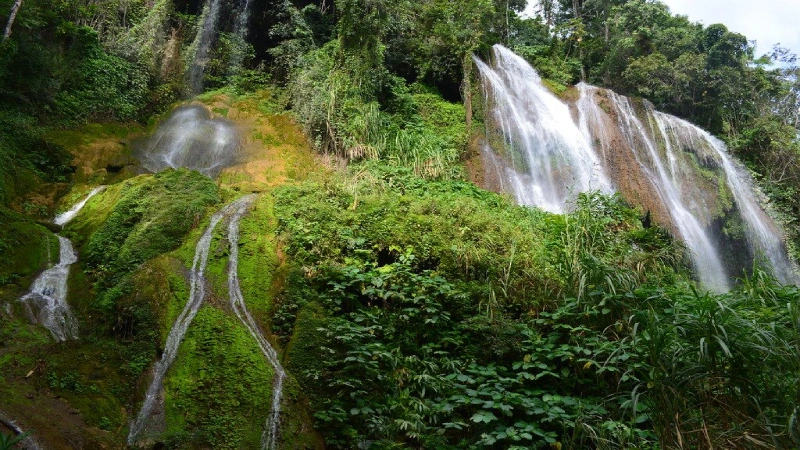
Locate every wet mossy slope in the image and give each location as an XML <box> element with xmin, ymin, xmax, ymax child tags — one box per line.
<box><xmin>0</xmin><ymin>90</ymin><xmax>325</xmax><ymax>448</ymax></box>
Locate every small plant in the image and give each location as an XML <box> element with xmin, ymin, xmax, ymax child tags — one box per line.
<box><xmin>0</xmin><ymin>431</ymin><xmax>31</xmax><ymax>450</ymax></box>
<box><xmin>98</xmin><ymin>417</ymin><xmax>113</xmax><ymax>431</ymax></box>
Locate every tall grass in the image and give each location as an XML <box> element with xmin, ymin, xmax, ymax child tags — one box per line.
<box><xmin>290</xmin><ymin>41</ymin><xmax>466</xmax><ymax>179</ymax></box>
<box><xmin>640</xmin><ymin>275</ymin><xmax>800</xmax><ymax>449</ymax></box>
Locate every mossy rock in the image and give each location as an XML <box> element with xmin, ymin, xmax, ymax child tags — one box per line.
<box><xmin>284</xmin><ymin>301</ymin><xmax>330</xmax><ymax>404</ymax></box>
<box><xmin>163</xmin><ymin>306</ymin><xmax>275</xmax><ymax>449</ymax></box>
<box><xmin>45</xmin><ymin>122</ymin><xmax>146</xmax><ymax>185</ymax></box>
<box><xmin>76</xmin><ymin>169</ymin><xmax>220</xmax><ymax>288</ymax></box>
<box><xmin>0</xmin><ymin>207</ymin><xmax>60</xmax><ymax>302</ymax></box>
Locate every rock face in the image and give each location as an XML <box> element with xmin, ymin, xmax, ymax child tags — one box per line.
<box><xmin>475</xmin><ymin>44</ymin><xmax>798</xmax><ymax>290</ymax></box>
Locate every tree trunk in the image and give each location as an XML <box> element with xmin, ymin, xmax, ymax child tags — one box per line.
<box><xmin>3</xmin><ymin>0</ymin><xmax>23</xmax><ymax>42</ymax></box>
<box><xmin>463</xmin><ymin>55</ymin><xmax>473</xmax><ymax>129</ymax></box>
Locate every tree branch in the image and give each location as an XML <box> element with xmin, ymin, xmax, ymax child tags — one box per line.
<box><xmin>2</xmin><ymin>0</ymin><xmax>23</xmax><ymax>42</ymax></box>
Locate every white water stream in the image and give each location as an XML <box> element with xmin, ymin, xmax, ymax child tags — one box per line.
<box><xmin>0</xmin><ymin>410</ymin><xmax>43</xmax><ymax>450</ymax></box>
<box><xmin>225</xmin><ymin>194</ymin><xmax>285</xmax><ymax>450</ymax></box>
<box><xmin>19</xmin><ymin>186</ymin><xmax>105</xmax><ymax>341</ymax></box>
<box><xmin>476</xmin><ymin>44</ymin><xmax>798</xmax><ymax>289</ymax></box>
<box><xmin>19</xmin><ymin>236</ymin><xmax>79</xmax><ymax>341</ymax></box>
<box><xmin>228</xmin><ymin>0</ymin><xmax>254</xmax><ymax>77</ymax></box>
<box><xmin>188</xmin><ymin>0</ymin><xmax>255</xmax><ymax>92</ymax></box>
<box><xmin>474</xmin><ymin>45</ymin><xmax>612</xmax><ymax>213</ymax></box>
<box><xmin>584</xmin><ymin>86</ymin><xmax>730</xmax><ymax>290</ymax></box>
<box><xmin>137</xmin><ymin>105</ymin><xmax>238</xmax><ymax>178</ymax></box>
<box><xmin>656</xmin><ymin>113</ymin><xmax>799</xmax><ymax>285</ymax></box>
<box><xmin>127</xmin><ymin>196</ymin><xmax>253</xmax><ymax>445</ymax></box>
<box><xmin>54</xmin><ymin>186</ymin><xmax>106</xmax><ymax>226</ymax></box>
<box><xmin>187</xmin><ymin>0</ymin><xmax>223</xmax><ymax>93</ymax></box>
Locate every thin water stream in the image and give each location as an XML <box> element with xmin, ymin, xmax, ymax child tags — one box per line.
<box><xmin>54</xmin><ymin>186</ymin><xmax>106</xmax><ymax>226</ymax></box>
<box><xmin>187</xmin><ymin>0</ymin><xmax>223</xmax><ymax>93</ymax></box>
<box><xmin>228</xmin><ymin>0</ymin><xmax>254</xmax><ymax>76</ymax></box>
<box><xmin>0</xmin><ymin>410</ymin><xmax>43</xmax><ymax>450</ymax></box>
<box><xmin>19</xmin><ymin>186</ymin><xmax>105</xmax><ymax>340</ymax></box>
<box><xmin>225</xmin><ymin>194</ymin><xmax>285</xmax><ymax>450</ymax></box>
<box><xmin>127</xmin><ymin>196</ymin><xmax>253</xmax><ymax>445</ymax></box>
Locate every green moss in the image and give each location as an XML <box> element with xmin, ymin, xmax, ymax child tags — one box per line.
<box><xmin>163</xmin><ymin>306</ymin><xmax>274</xmax><ymax>449</ymax></box>
<box><xmin>284</xmin><ymin>302</ymin><xmax>329</xmax><ymax>402</ymax></box>
<box><xmin>273</xmin><ymin>165</ymin><xmax>556</xmax><ymax>306</ymax></box>
<box><xmin>164</xmin><ymin>267</ymin><xmax>190</xmax><ymax>343</ymax></box>
<box><xmin>237</xmin><ymin>194</ymin><xmax>280</xmax><ymax>319</ymax></box>
<box><xmin>0</xmin><ymin>207</ymin><xmax>58</xmax><ymax>299</ymax></box>
<box><xmin>80</xmin><ymin>169</ymin><xmax>220</xmax><ymax>289</ymax></box>
<box><xmin>42</xmin><ymin>348</ymin><xmax>129</xmax><ymax>432</ymax></box>
<box><xmin>542</xmin><ymin>78</ymin><xmax>569</xmax><ymax>97</ymax></box>
<box><xmin>0</xmin><ymin>314</ymin><xmax>51</xmax><ymax>348</ymax></box>
<box><xmin>44</xmin><ymin>122</ymin><xmax>143</xmax><ymax>150</ymax></box>
<box><xmin>62</xmin><ymin>180</ymin><xmax>128</xmax><ymax>248</ymax></box>
<box><xmin>277</xmin><ymin>375</ymin><xmax>326</xmax><ymax>449</ymax></box>
<box><xmin>212</xmin><ymin>107</ymin><xmax>230</xmax><ymax>118</ymax></box>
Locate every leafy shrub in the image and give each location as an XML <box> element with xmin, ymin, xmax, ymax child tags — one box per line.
<box><xmin>274</xmin><ymin>165</ymin><xmax>798</xmax><ymax>448</ymax></box>
<box><xmin>290</xmin><ymin>42</ymin><xmax>468</xmax><ymax>179</ymax></box>
<box><xmin>52</xmin><ymin>25</ymin><xmax>150</xmax><ymax>122</ymax></box>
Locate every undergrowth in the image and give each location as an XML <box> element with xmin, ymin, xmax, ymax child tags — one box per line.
<box><xmin>273</xmin><ymin>162</ymin><xmax>799</xmax><ymax>449</ymax></box>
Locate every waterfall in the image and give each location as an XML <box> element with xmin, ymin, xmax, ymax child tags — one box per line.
<box><xmin>578</xmin><ymin>85</ymin><xmax>730</xmax><ymax>291</ymax></box>
<box><xmin>474</xmin><ymin>45</ymin><xmax>612</xmax><ymax>213</ymax></box>
<box><xmin>19</xmin><ymin>236</ymin><xmax>79</xmax><ymax>341</ymax></box>
<box><xmin>127</xmin><ymin>196</ymin><xmax>254</xmax><ymax>445</ymax></box>
<box><xmin>19</xmin><ymin>187</ymin><xmax>105</xmax><ymax>341</ymax></box>
<box><xmin>655</xmin><ymin>113</ymin><xmax>799</xmax><ymax>285</ymax></box>
<box><xmin>225</xmin><ymin>194</ymin><xmax>285</xmax><ymax>450</ymax></box>
<box><xmin>188</xmin><ymin>0</ymin><xmax>255</xmax><ymax>92</ymax></box>
<box><xmin>54</xmin><ymin>186</ymin><xmax>106</xmax><ymax>226</ymax></box>
<box><xmin>187</xmin><ymin>0</ymin><xmax>223</xmax><ymax>94</ymax></box>
<box><xmin>477</xmin><ymin>44</ymin><xmax>798</xmax><ymax>289</ymax></box>
<box><xmin>136</xmin><ymin>105</ymin><xmax>239</xmax><ymax>178</ymax></box>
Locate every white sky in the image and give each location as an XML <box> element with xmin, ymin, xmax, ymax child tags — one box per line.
<box><xmin>523</xmin><ymin>0</ymin><xmax>800</xmax><ymax>59</ymax></box>
<box><xmin>661</xmin><ymin>0</ymin><xmax>800</xmax><ymax>58</ymax></box>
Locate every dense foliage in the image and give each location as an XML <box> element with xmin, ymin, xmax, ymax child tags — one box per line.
<box><xmin>1</xmin><ymin>0</ymin><xmax>800</xmax><ymax>448</ymax></box>
<box><xmin>275</xmin><ymin>166</ymin><xmax>800</xmax><ymax>448</ymax></box>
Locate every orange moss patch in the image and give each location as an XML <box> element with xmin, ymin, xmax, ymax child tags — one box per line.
<box><xmin>45</xmin><ymin>123</ymin><xmax>145</xmax><ymax>185</ymax></box>
<box><xmin>204</xmin><ymin>92</ymin><xmax>321</xmax><ymax>191</ymax></box>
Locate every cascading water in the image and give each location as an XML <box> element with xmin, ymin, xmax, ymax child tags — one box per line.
<box><xmin>474</xmin><ymin>45</ymin><xmax>612</xmax><ymax>213</ymax></box>
<box><xmin>477</xmin><ymin>44</ymin><xmax>798</xmax><ymax>289</ymax></box>
<box><xmin>19</xmin><ymin>187</ymin><xmax>105</xmax><ymax>340</ymax></box>
<box><xmin>579</xmin><ymin>85</ymin><xmax>730</xmax><ymax>290</ymax></box>
<box><xmin>655</xmin><ymin>113</ymin><xmax>799</xmax><ymax>285</ymax></box>
<box><xmin>187</xmin><ymin>0</ymin><xmax>223</xmax><ymax>94</ymax></box>
<box><xmin>578</xmin><ymin>83</ymin><xmax>798</xmax><ymax>287</ymax></box>
<box><xmin>188</xmin><ymin>0</ymin><xmax>255</xmax><ymax>92</ymax></box>
<box><xmin>136</xmin><ymin>105</ymin><xmax>238</xmax><ymax>178</ymax></box>
<box><xmin>127</xmin><ymin>196</ymin><xmax>254</xmax><ymax>445</ymax></box>
<box><xmin>226</xmin><ymin>195</ymin><xmax>285</xmax><ymax>450</ymax></box>
<box><xmin>54</xmin><ymin>186</ymin><xmax>106</xmax><ymax>226</ymax></box>
<box><xmin>19</xmin><ymin>236</ymin><xmax>79</xmax><ymax>341</ymax></box>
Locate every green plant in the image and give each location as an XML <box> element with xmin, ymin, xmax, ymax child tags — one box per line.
<box><xmin>0</xmin><ymin>431</ymin><xmax>32</xmax><ymax>450</ymax></box>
